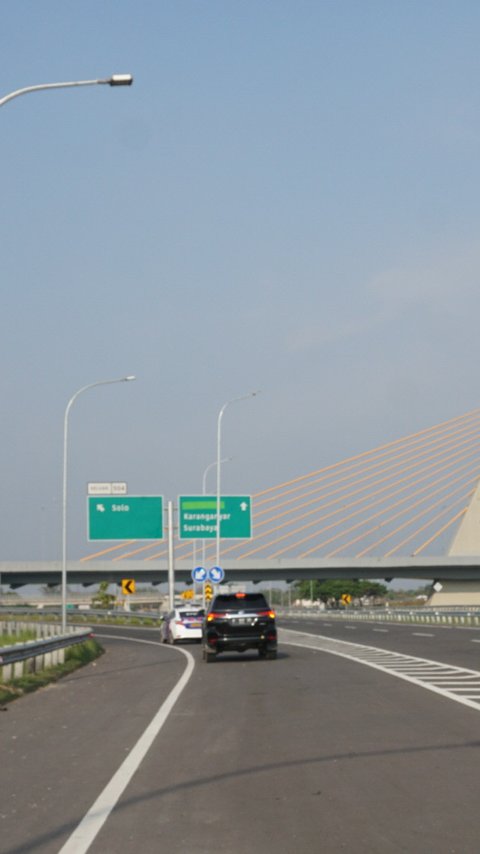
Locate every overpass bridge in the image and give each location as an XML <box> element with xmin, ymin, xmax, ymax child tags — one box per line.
<box><xmin>1</xmin><ymin>556</ymin><xmax>480</xmax><ymax>588</ymax></box>
<box><xmin>4</xmin><ymin>408</ymin><xmax>480</xmax><ymax>602</ymax></box>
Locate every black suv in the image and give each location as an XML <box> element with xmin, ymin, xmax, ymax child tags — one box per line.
<box><xmin>202</xmin><ymin>592</ymin><xmax>277</xmax><ymax>662</ymax></box>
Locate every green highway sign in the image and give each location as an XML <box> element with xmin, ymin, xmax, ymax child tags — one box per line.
<box><xmin>88</xmin><ymin>496</ymin><xmax>164</xmax><ymax>541</ymax></box>
<box><xmin>178</xmin><ymin>495</ymin><xmax>252</xmax><ymax>540</ymax></box>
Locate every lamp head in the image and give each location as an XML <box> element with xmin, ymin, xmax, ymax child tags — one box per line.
<box><xmin>108</xmin><ymin>74</ymin><xmax>134</xmax><ymax>86</ymax></box>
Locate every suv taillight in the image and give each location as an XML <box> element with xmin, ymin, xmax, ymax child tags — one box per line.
<box><xmin>207</xmin><ymin>612</ymin><xmax>226</xmax><ymax>621</ymax></box>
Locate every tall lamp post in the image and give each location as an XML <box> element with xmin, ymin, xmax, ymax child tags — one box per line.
<box><xmin>0</xmin><ymin>74</ymin><xmax>133</xmax><ymax>108</ymax></box>
<box><xmin>201</xmin><ymin>457</ymin><xmax>231</xmax><ymax>569</ymax></box>
<box><xmin>216</xmin><ymin>392</ymin><xmax>259</xmax><ymax>568</ymax></box>
<box><xmin>61</xmin><ymin>376</ymin><xmax>136</xmax><ymax>632</ymax></box>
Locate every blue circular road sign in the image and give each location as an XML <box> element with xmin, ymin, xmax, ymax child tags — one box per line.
<box><xmin>209</xmin><ymin>566</ymin><xmax>225</xmax><ymax>583</ymax></box>
<box><xmin>192</xmin><ymin>566</ymin><xmax>208</xmax><ymax>583</ymax></box>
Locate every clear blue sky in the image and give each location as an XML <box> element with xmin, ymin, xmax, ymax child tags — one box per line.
<box><xmin>2</xmin><ymin>1</ymin><xmax>480</xmax><ymax>559</ymax></box>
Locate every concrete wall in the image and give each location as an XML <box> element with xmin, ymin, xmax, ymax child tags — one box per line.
<box><xmin>428</xmin><ymin>580</ymin><xmax>480</xmax><ymax>606</ymax></box>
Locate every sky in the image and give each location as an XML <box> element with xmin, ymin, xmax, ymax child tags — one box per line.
<box><xmin>2</xmin><ymin>1</ymin><xmax>480</xmax><ymax>561</ymax></box>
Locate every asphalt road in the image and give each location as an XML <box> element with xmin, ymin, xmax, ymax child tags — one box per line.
<box><xmin>281</xmin><ymin>614</ymin><xmax>480</xmax><ymax>670</ymax></box>
<box><xmin>2</xmin><ymin>621</ymin><xmax>480</xmax><ymax>854</ymax></box>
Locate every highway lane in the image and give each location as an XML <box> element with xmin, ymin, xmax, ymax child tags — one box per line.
<box><xmin>2</xmin><ymin>625</ymin><xmax>480</xmax><ymax>853</ymax></box>
<box><xmin>0</xmin><ymin>629</ymin><xmax>187</xmax><ymax>854</ymax></box>
<box><xmin>280</xmin><ymin>614</ymin><xmax>480</xmax><ymax>671</ymax></box>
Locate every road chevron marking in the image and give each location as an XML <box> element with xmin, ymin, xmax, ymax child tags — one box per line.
<box><xmin>58</xmin><ymin>636</ymin><xmax>195</xmax><ymax>854</ymax></box>
<box><xmin>279</xmin><ymin>628</ymin><xmax>480</xmax><ymax>712</ymax></box>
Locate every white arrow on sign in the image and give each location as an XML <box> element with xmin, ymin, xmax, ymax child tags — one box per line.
<box><xmin>96</xmin><ymin>504</ymin><xmax>106</xmax><ymax>513</ymax></box>
<box><xmin>240</xmin><ymin>502</ymin><xmax>248</xmax><ymax>511</ymax></box>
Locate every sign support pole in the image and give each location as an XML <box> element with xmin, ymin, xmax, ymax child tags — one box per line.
<box><xmin>167</xmin><ymin>501</ymin><xmax>175</xmax><ymax>611</ymax></box>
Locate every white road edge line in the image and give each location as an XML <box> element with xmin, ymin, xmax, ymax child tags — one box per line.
<box><xmin>58</xmin><ymin>635</ymin><xmax>195</xmax><ymax>854</ymax></box>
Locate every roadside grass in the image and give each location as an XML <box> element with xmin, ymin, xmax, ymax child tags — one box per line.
<box><xmin>71</xmin><ymin>615</ymin><xmax>160</xmax><ymax>627</ymax></box>
<box><xmin>1</xmin><ymin>613</ymin><xmax>161</xmax><ymax>628</ymax></box>
<box><xmin>0</xmin><ymin>638</ymin><xmax>104</xmax><ymax>706</ymax></box>
<box><xmin>0</xmin><ymin>629</ymin><xmax>38</xmax><ymax>645</ymax></box>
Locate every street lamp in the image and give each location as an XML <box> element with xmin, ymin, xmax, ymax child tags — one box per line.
<box><xmin>201</xmin><ymin>457</ymin><xmax>231</xmax><ymax>570</ymax></box>
<box><xmin>0</xmin><ymin>74</ymin><xmax>133</xmax><ymax>108</ymax></box>
<box><xmin>216</xmin><ymin>392</ymin><xmax>259</xmax><ymax>568</ymax></box>
<box><xmin>61</xmin><ymin>375</ymin><xmax>136</xmax><ymax>632</ymax></box>
<box><xmin>203</xmin><ymin>457</ymin><xmax>232</xmax><ymax>498</ymax></box>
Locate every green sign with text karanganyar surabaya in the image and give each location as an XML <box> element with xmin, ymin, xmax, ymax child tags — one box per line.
<box><xmin>178</xmin><ymin>495</ymin><xmax>252</xmax><ymax>540</ymax></box>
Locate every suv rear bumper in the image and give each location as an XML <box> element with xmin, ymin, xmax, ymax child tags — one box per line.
<box><xmin>204</xmin><ymin>629</ymin><xmax>277</xmax><ymax>654</ymax></box>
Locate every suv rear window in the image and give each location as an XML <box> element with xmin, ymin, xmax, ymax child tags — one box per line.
<box><xmin>211</xmin><ymin>593</ymin><xmax>270</xmax><ymax>611</ymax></box>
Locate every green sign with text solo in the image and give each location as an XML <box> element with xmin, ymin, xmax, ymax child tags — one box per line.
<box><xmin>88</xmin><ymin>496</ymin><xmax>164</xmax><ymax>540</ymax></box>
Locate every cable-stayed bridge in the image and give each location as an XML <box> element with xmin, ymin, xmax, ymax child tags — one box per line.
<box><xmin>3</xmin><ymin>409</ymin><xmax>480</xmax><ymax>597</ymax></box>
<box><xmin>83</xmin><ymin>406</ymin><xmax>480</xmax><ymax>564</ymax></box>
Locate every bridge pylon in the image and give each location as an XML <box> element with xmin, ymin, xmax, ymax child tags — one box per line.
<box><xmin>429</xmin><ymin>482</ymin><xmax>480</xmax><ymax>605</ymax></box>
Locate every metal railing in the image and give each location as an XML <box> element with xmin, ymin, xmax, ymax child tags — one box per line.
<box><xmin>278</xmin><ymin>606</ymin><xmax>480</xmax><ymax>626</ymax></box>
<box><xmin>0</xmin><ymin>624</ymin><xmax>93</xmax><ymax>683</ymax></box>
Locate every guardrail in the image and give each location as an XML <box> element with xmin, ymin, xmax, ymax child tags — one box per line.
<box><xmin>0</xmin><ymin>624</ymin><xmax>93</xmax><ymax>683</ymax></box>
<box><xmin>278</xmin><ymin>607</ymin><xmax>480</xmax><ymax>626</ymax></box>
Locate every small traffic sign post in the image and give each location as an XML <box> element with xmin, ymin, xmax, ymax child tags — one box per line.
<box><xmin>122</xmin><ymin>579</ymin><xmax>136</xmax><ymax>595</ymax></box>
<box><xmin>204</xmin><ymin>583</ymin><xmax>214</xmax><ymax>601</ymax></box>
<box><xmin>88</xmin><ymin>496</ymin><xmax>164</xmax><ymax>540</ymax></box>
<box><xmin>178</xmin><ymin>495</ymin><xmax>252</xmax><ymax>540</ymax></box>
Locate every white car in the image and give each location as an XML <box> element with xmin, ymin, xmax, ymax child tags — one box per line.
<box><xmin>161</xmin><ymin>607</ymin><xmax>205</xmax><ymax>644</ymax></box>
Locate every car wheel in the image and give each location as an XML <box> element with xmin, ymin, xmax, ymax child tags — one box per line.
<box><xmin>203</xmin><ymin>648</ymin><xmax>216</xmax><ymax>663</ymax></box>
<box><xmin>266</xmin><ymin>650</ymin><xmax>277</xmax><ymax>660</ymax></box>
<box><xmin>258</xmin><ymin>648</ymin><xmax>267</xmax><ymax>659</ymax></box>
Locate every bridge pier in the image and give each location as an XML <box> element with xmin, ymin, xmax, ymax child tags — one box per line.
<box><xmin>428</xmin><ymin>580</ymin><xmax>480</xmax><ymax>607</ymax></box>
<box><xmin>434</xmin><ymin>480</ymin><xmax>480</xmax><ymax>604</ymax></box>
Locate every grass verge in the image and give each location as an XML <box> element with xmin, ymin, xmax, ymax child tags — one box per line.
<box><xmin>0</xmin><ymin>630</ymin><xmax>38</xmax><ymax>645</ymax></box>
<box><xmin>0</xmin><ymin>638</ymin><xmax>104</xmax><ymax>706</ymax></box>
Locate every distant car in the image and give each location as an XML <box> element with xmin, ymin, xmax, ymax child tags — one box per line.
<box><xmin>161</xmin><ymin>607</ymin><xmax>205</xmax><ymax>644</ymax></box>
<box><xmin>202</xmin><ymin>592</ymin><xmax>277</xmax><ymax>662</ymax></box>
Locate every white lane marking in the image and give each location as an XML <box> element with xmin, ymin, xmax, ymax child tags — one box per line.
<box><xmin>471</xmin><ymin>639</ymin><xmax>480</xmax><ymax>644</ymax></box>
<box><xmin>445</xmin><ymin>686</ymin><xmax>480</xmax><ymax>691</ymax></box>
<box><xmin>372</xmin><ymin>629</ymin><xmax>389</xmax><ymax>633</ymax></box>
<box><xmin>279</xmin><ymin>628</ymin><xmax>480</xmax><ymax>712</ymax></box>
<box><xmin>412</xmin><ymin>632</ymin><xmax>435</xmax><ymax>637</ymax></box>
<box><xmin>344</xmin><ymin>626</ymin><xmax>357</xmax><ymax>630</ymax></box>
<box><xmin>58</xmin><ymin>636</ymin><xmax>195</xmax><ymax>854</ymax></box>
